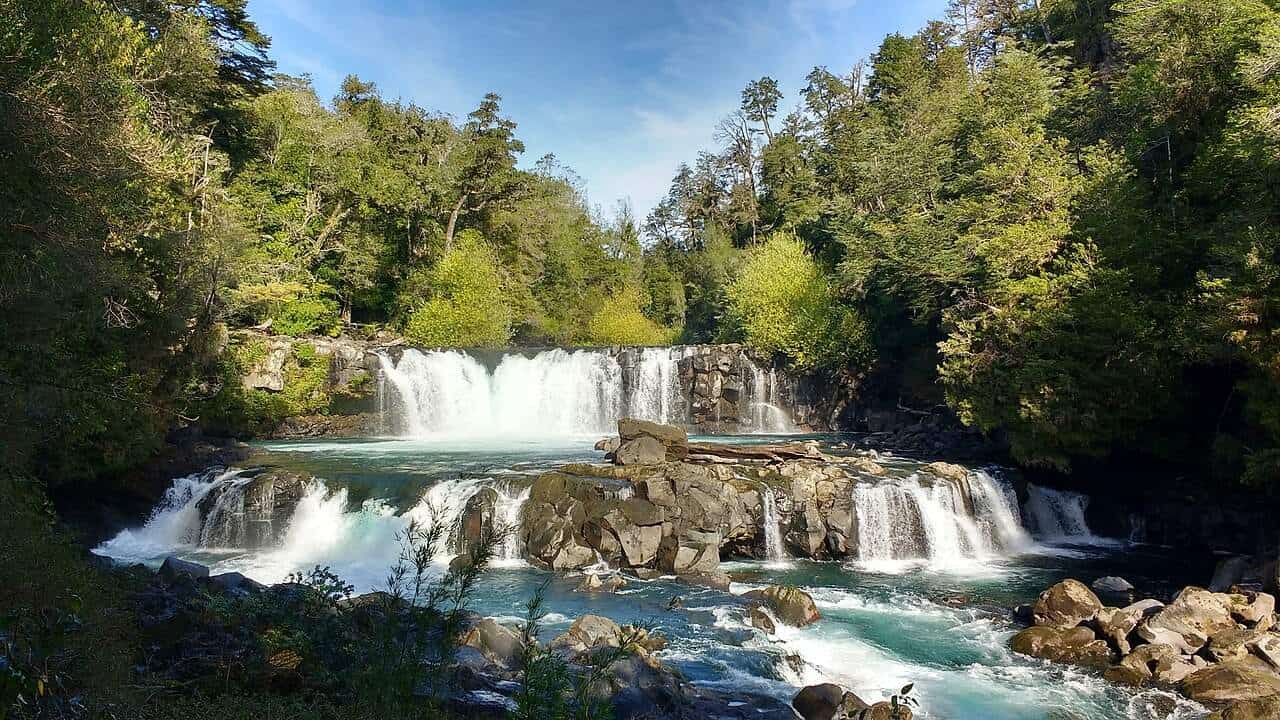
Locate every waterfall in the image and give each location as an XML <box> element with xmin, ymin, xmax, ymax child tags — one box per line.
<box><xmin>1022</xmin><ymin>485</ymin><xmax>1096</xmax><ymax>542</ymax></box>
<box><xmin>378</xmin><ymin>348</ymin><xmax>634</xmax><ymax>437</ymax></box>
<box><xmin>850</xmin><ymin>470</ymin><xmax>1027</xmax><ymax>567</ymax></box>
<box><xmin>761</xmin><ymin>486</ymin><xmax>788</xmax><ymax>563</ymax></box>
<box><xmin>493</xmin><ymin>483</ymin><xmax>531</xmax><ymax>563</ymax></box>
<box><xmin>744</xmin><ymin>355</ymin><xmax>795</xmax><ymax>434</ymax></box>
<box><xmin>629</xmin><ymin>347</ymin><xmax>690</xmax><ymax>425</ymax></box>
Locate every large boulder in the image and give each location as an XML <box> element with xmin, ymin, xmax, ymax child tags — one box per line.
<box><xmin>1094</xmin><ymin>603</ymin><xmax>1152</xmax><ymax>655</ymax></box>
<box><xmin>1032</xmin><ymin>580</ymin><xmax>1103</xmax><ymax>629</ymax></box>
<box><xmin>615</xmin><ymin>436</ymin><xmax>666</xmax><ymax>466</ymax></box>
<box><xmin>1137</xmin><ymin>587</ymin><xmax>1239</xmax><ymax>654</ymax></box>
<box><xmin>1182</xmin><ymin>656</ymin><xmax>1280</xmax><ymax>703</ymax></box>
<box><xmin>617</xmin><ymin>418</ymin><xmax>688</xmax><ymax>460</ymax></box>
<box><xmin>792</xmin><ymin>684</ymin><xmax>869</xmax><ymax>720</ymax></box>
<box><xmin>1010</xmin><ymin>626</ymin><xmax>1113</xmax><ymax>669</ymax></box>
<box><xmin>743</xmin><ymin>586</ymin><xmax>821</xmax><ymax>627</ymax></box>
<box><xmin>923</xmin><ymin>462</ymin><xmax>969</xmax><ymax>483</ymax></box>
<box><xmin>1105</xmin><ymin>643</ymin><xmax>1179</xmax><ymax>687</ymax></box>
<box><xmin>657</xmin><ymin>530</ymin><xmax>721</xmax><ymax>575</ymax></box>
<box><xmin>461</xmin><ymin>618</ymin><xmax>525</xmax><ymax>669</ymax></box>
<box><xmin>549</xmin><ymin>615</ymin><xmax>623</xmax><ymax>655</ymax></box>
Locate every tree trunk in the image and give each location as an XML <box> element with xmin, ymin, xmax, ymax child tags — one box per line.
<box><xmin>444</xmin><ymin>193</ymin><xmax>467</xmax><ymax>253</ymax></box>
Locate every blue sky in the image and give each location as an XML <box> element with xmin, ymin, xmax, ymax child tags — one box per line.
<box><xmin>247</xmin><ymin>0</ymin><xmax>948</xmax><ymax>218</ymax></box>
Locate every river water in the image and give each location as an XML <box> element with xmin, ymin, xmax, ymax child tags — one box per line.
<box><xmin>95</xmin><ymin>433</ymin><xmax>1214</xmax><ymax>720</ymax></box>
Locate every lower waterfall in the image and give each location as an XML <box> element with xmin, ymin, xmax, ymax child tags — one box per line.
<box><xmin>761</xmin><ymin>486</ymin><xmax>788</xmax><ymax>563</ymax></box>
<box><xmin>1022</xmin><ymin>484</ymin><xmax>1098</xmax><ymax>541</ymax></box>
<box><xmin>850</xmin><ymin>469</ymin><xmax>1028</xmax><ymax>566</ymax></box>
<box><xmin>746</xmin><ymin>361</ymin><xmax>795</xmax><ymax>434</ymax></box>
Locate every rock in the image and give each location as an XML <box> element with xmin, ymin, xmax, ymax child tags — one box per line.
<box><xmin>1095</xmin><ymin>605</ymin><xmax>1144</xmax><ymax>655</ymax></box>
<box><xmin>1032</xmin><ymin>579</ymin><xmax>1103</xmax><ymax>629</ymax></box>
<box><xmin>1249</xmin><ymin>633</ymin><xmax>1280</xmax><ymax>671</ymax></box>
<box><xmin>749</xmin><ymin>606</ymin><xmax>776</xmax><ymax>635</ymax></box>
<box><xmin>743</xmin><ymin>586</ymin><xmax>821</xmax><ymax>627</ymax></box>
<box><xmin>549</xmin><ymin>615</ymin><xmax>623</xmax><ymax>655</ymax></box>
<box><xmin>241</xmin><ymin>336</ymin><xmax>292</xmax><ymax>391</ymax></box>
<box><xmin>846</xmin><ymin>457</ymin><xmax>886</xmax><ymax>476</ymax></box>
<box><xmin>159</xmin><ymin>556</ymin><xmax>209</xmax><ymax>581</ymax></box>
<box><xmin>602</xmin><ymin>575</ymin><xmax>628</xmax><ymax>592</ymax></box>
<box><xmin>1137</xmin><ymin>586</ymin><xmax>1239</xmax><ymax>655</ymax></box>
<box><xmin>615</xmin><ymin>436</ymin><xmax>667</xmax><ymax>466</ymax></box>
<box><xmin>207</xmin><ymin>572</ymin><xmax>263</xmax><ymax>595</ymax></box>
<box><xmin>1206</xmin><ymin>695</ymin><xmax>1280</xmax><ymax>720</ymax></box>
<box><xmin>657</xmin><ymin>531</ymin><xmax>721</xmax><ymax>575</ymax></box>
<box><xmin>1231</xmin><ymin>592</ymin><xmax>1276</xmax><ymax>626</ymax></box>
<box><xmin>1093</xmin><ymin>576</ymin><xmax>1136</xmax><ymax>595</ymax></box>
<box><xmin>1153</xmin><ymin>654</ymin><xmax>1200</xmax><ymax>685</ymax></box>
<box><xmin>1210</xmin><ymin>627</ymin><xmax>1268</xmax><ymax>663</ymax></box>
<box><xmin>792</xmin><ymin>684</ymin><xmax>866</xmax><ymax>720</ymax></box>
<box><xmin>1108</xmin><ymin>643</ymin><xmax>1179</xmax><ymax>687</ymax></box>
<box><xmin>576</xmin><ymin>574</ymin><xmax>605</xmax><ymax>592</ymax></box>
<box><xmin>1182</xmin><ymin>656</ymin><xmax>1280</xmax><ymax>703</ymax></box>
<box><xmin>1010</xmin><ymin>626</ymin><xmax>1113</xmax><ymax>669</ymax></box>
<box><xmin>617</xmin><ymin>418</ymin><xmax>689</xmax><ymax>460</ymax></box>
<box><xmin>461</xmin><ymin>618</ymin><xmax>525</xmax><ymax>669</ymax></box>
<box><xmin>923</xmin><ymin>461</ymin><xmax>969</xmax><ymax>483</ymax></box>
<box><xmin>595</xmin><ymin>437</ymin><xmax>623</xmax><ymax>455</ymax></box>
<box><xmin>458</xmin><ymin>487</ymin><xmax>499</xmax><ymax>555</ymax></box>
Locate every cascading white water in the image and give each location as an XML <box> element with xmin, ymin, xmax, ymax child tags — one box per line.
<box><xmin>1023</xmin><ymin>484</ymin><xmax>1095</xmax><ymax>541</ymax></box>
<box><xmin>493</xmin><ymin>483</ymin><xmax>531</xmax><ymax>563</ymax></box>
<box><xmin>93</xmin><ymin>468</ymin><xmax>245</xmax><ymax>560</ymax></box>
<box><xmin>629</xmin><ymin>347</ymin><xmax>690</xmax><ymax>425</ymax></box>
<box><xmin>378</xmin><ymin>349</ymin><xmax>624</xmax><ymax>437</ymax></box>
<box><xmin>850</xmin><ymin>470</ymin><xmax>1027</xmax><ymax>567</ymax></box>
<box><xmin>744</xmin><ymin>356</ymin><xmax>795</xmax><ymax>434</ymax></box>
<box><xmin>761</xmin><ymin>486</ymin><xmax>788</xmax><ymax>563</ymax></box>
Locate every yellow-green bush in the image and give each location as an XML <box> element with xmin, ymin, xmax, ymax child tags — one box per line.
<box><xmin>404</xmin><ymin>232</ymin><xmax>511</xmax><ymax>347</ymax></box>
<box><xmin>584</xmin><ymin>288</ymin><xmax>677</xmax><ymax>346</ymax></box>
<box><xmin>727</xmin><ymin>233</ymin><xmax>872</xmax><ymax>371</ymax></box>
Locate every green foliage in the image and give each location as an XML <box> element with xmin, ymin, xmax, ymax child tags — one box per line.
<box><xmin>404</xmin><ymin>232</ymin><xmax>511</xmax><ymax>347</ymax></box>
<box><xmin>727</xmin><ymin>234</ymin><xmax>872</xmax><ymax>371</ymax></box>
<box><xmin>585</xmin><ymin>289</ymin><xmax>677</xmax><ymax>346</ymax></box>
<box><xmin>272</xmin><ymin>296</ymin><xmax>341</xmax><ymax>337</ymax></box>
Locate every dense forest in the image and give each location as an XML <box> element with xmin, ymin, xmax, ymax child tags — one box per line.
<box><xmin>5</xmin><ymin>0</ymin><xmax>1280</xmax><ymax>494</ymax></box>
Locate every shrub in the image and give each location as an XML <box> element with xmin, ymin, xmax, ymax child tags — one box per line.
<box><xmin>727</xmin><ymin>233</ymin><xmax>873</xmax><ymax>371</ymax></box>
<box><xmin>272</xmin><ymin>296</ymin><xmax>341</xmax><ymax>337</ymax></box>
<box><xmin>404</xmin><ymin>232</ymin><xmax>511</xmax><ymax>347</ymax></box>
<box><xmin>584</xmin><ymin>288</ymin><xmax>676</xmax><ymax>346</ymax></box>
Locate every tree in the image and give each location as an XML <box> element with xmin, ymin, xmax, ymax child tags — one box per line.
<box><xmin>741</xmin><ymin>76</ymin><xmax>783</xmax><ymax>141</ymax></box>
<box><xmin>444</xmin><ymin>93</ymin><xmax>526</xmax><ymax>252</ymax></box>
<box><xmin>404</xmin><ymin>231</ymin><xmax>511</xmax><ymax>347</ymax></box>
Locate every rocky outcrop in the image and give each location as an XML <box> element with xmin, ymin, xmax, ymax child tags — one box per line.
<box><xmin>194</xmin><ymin>469</ymin><xmax>311</xmax><ymax>547</ymax></box>
<box><xmin>1016</xmin><ymin>579</ymin><xmax>1280</xmax><ymax>710</ymax></box>
<box><xmin>791</xmin><ymin>684</ymin><xmax>914</xmax><ymax>720</ymax></box>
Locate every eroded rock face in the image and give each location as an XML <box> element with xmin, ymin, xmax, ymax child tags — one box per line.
<box><xmin>1032</xmin><ymin>580</ymin><xmax>1103</xmax><ymax>629</ymax></box>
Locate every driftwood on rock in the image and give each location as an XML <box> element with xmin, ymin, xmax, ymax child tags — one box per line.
<box><xmin>684</xmin><ymin>441</ymin><xmax>826</xmax><ymax>464</ymax></box>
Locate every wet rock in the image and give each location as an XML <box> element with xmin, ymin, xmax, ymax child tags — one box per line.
<box><xmin>792</xmin><ymin>683</ymin><xmax>867</xmax><ymax>720</ymax></box>
<box><xmin>923</xmin><ymin>462</ymin><xmax>969</xmax><ymax>483</ymax></box>
<box><xmin>1108</xmin><ymin>643</ymin><xmax>1179</xmax><ymax>687</ymax></box>
<box><xmin>159</xmin><ymin>556</ymin><xmax>209</xmax><ymax>581</ymax></box>
<box><xmin>207</xmin><ymin>572</ymin><xmax>263</xmax><ymax>596</ymax></box>
<box><xmin>1182</xmin><ymin>656</ymin><xmax>1280</xmax><ymax>703</ymax></box>
<box><xmin>576</xmin><ymin>574</ymin><xmax>605</xmax><ymax>592</ymax></box>
<box><xmin>595</xmin><ymin>436</ymin><xmax>623</xmax><ymax>455</ymax></box>
<box><xmin>657</xmin><ymin>530</ymin><xmax>721</xmax><ymax>575</ymax></box>
<box><xmin>1032</xmin><ymin>579</ymin><xmax>1103</xmax><ymax>629</ymax></box>
<box><xmin>743</xmin><ymin>586</ymin><xmax>821</xmax><ymax>627</ymax></box>
<box><xmin>1010</xmin><ymin>626</ymin><xmax>1113</xmax><ymax>669</ymax></box>
<box><xmin>749</xmin><ymin>606</ymin><xmax>776</xmax><ymax>634</ymax></box>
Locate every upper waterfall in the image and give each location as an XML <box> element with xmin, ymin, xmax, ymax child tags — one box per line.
<box><xmin>376</xmin><ymin>346</ymin><xmax>795</xmax><ymax>438</ymax></box>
